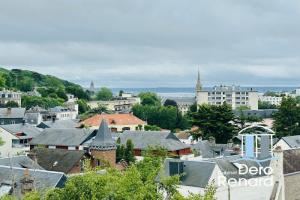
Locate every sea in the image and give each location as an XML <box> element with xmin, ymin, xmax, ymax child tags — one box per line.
<box><xmin>110</xmin><ymin>87</ymin><xmax>298</xmax><ymax>98</ymax></box>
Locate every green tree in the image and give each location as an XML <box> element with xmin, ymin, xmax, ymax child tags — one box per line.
<box><xmin>0</xmin><ymin>136</ymin><xmax>4</xmax><ymax>146</ymax></box>
<box><xmin>124</xmin><ymin>139</ymin><xmax>135</xmax><ymax>163</ymax></box>
<box><xmin>96</xmin><ymin>87</ymin><xmax>113</xmax><ymax>101</ymax></box>
<box><xmin>76</xmin><ymin>99</ymin><xmax>90</xmax><ymax>114</ymax></box>
<box><xmin>164</xmin><ymin>99</ymin><xmax>177</xmax><ymax>107</ymax></box>
<box><xmin>258</xmin><ymin>100</ymin><xmax>277</xmax><ymax>109</ymax></box>
<box><xmin>274</xmin><ymin>97</ymin><xmax>300</xmax><ymax>137</ymax></box>
<box><xmin>190</xmin><ymin>104</ymin><xmax>237</xmax><ymax>143</ymax></box>
<box><xmin>145</xmin><ymin>124</ymin><xmax>161</xmax><ymax>131</ymax></box>
<box><xmin>5</xmin><ymin>101</ymin><xmax>19</xmax><ymax>108</ymax></box>
<box><xmin>138</xmin><ymin>92</ymin><xmax>161</xmax><ymax>106</ymax></box>
<box><xmin>0</xmin><ymin>74</ymin><xmax>6</xmax><ymax>88</ymax></box>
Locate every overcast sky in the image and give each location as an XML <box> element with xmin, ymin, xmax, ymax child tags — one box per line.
<box><xmin>0</xmin><ymin>0</ymin><xmax>300</xmax><ymax>88</ymax></box>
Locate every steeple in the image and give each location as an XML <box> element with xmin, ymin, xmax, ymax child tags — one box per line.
<box><xmin>89</xmin><ymin>81</ymin><xmax>95</xmax><ymax>92</ymax></box>
<box><xmin>90</xmin><ymin>120</ymin><xmax>116</xmax><ymax>150</ymax></box>
<box><xmin>196</xmin><ymin>68</ymin><xmax>202</xmax><ymax>92</ymax></box>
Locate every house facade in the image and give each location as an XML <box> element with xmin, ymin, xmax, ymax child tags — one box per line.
<box><xmin>0</xmin><ymin>124</ymin><xmax>41</xmax><ymax>157</ymax></box>
<box><xmin>0</xmin><ymin>89</ymin><xmax>22</xmax><ymax>106</ymax></box>
<box><xmin>119</xmin><ymin>131</ymin><xmax>192</xmax><ymax>157</ymax></box>
<box><xmin>81</xmin><ymin>113</ymin><xmax>147</xmax><ymax>132</ymax></box>
<box><xmin>0</xmin><ymin>108</ymin><xmax>25</xmax><ymax>125</ymax></box>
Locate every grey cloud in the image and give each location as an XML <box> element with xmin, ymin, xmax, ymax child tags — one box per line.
<box><xmin>0</xmin><ymin>0</ymin><xmax>300</xmax><ymax>87</ymax></box>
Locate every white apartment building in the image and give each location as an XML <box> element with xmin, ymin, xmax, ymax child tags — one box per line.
<box><xmin>0</xmin><ymin>89</ymin><xmax>21</xmax><ymax>106</ymax></box>
<box><xmin>196</xmin><ymin>85</ymin><xmax>259</xmax><ymax>110</ymax></box>
<box><xmin>258</xmin><ymin>93</ymin><xmax>282</xmax><ymax>106</ymax></box>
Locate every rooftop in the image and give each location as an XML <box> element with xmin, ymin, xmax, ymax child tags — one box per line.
<box><xmin>29</xmin><ymin>148</ymin><xmax>86</xmax><ymax>174</ymax></box>
<box><xmin>82</xmin><ymin>113</ymin><xmax>146</xmax><ymax>127</ymax></box>
<box><xmin>0</xmin><ymin>123</ymin><xmax>41</xmax><ymax>139</ymax></box>
<box><xmin>30</xmin><ymin>128</ymin><xmax>94</xmax><ymax>146</ymax></box>
<box><xmin>120</xmin><ymin>131</ymin><xmax>190</xmax><ymax>151</ymax></box>
<box><xmin>0</xmin><ymin>108</ymin><xmax>25</xmax><ymax>119</ymax></box>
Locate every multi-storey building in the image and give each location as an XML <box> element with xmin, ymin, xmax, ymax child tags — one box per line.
<box><xmin>195</xmin><ymin>72</ymin><xmax>258</xmax><ymax>110</ymax></box>
<box><xmin>0</xmin><ymin>89</ymin><xmax>21</xmax><ymax>106</ymax></box>
<box><xmin>258</xmin><ymin>94</ymin><xmax>282</xmax><ymax>106</ymax></box>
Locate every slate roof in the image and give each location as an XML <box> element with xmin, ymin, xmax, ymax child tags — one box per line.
<box><xmin>161</xmin><ymin>97</ymin><xmax>196</xmax><ymax>106</ymax></box>
<box><xmin>37</xmin><ymin>119</ymin><xmax>79</xmax><ymax>129</ymax></box>
<box><xmin>162</xmin><ymin>155</ymin><xmax>271</xmax><ymax>188</ymax></box>
<box><xmin>30</xmin><ymin>148</ymin><xmax>85</xmax><ymax>174</ymax></box>
<box><xmin>120</xmin><ymin>131</ymin><xmax>190</xmax><ymax>151</ymax></box>
<box><xmin>0</xmin><ymin>156</ymin><xmax>43</xmax><ymax>169</ymax></box>
<box><xmin>82</xmin><ymin>113</ymin><xmax>146</xmax><ymax>127</ymax></box>
<box><xmin>0</xmin><ymin>108</ymin><xmax>25</xmax><ymax>119</ymax></box>
<box><xmin>163</xmin><ymin>159</ymin><xmax>216</xmax><ymax>188</ymax></box>
<box><xmin>283</xmin><ymin>148</ymin><xmax>300</xmax><ymax>174</ymax></box>
<box><xmin>192</xmin><ymin>140</ymin><xmax>229</xmax><ymax>158</ymax></box>
<box><xmin>0</xmin><ymin>165</ymin><xmax>66</xmax><ymax>197</ymax></box>
<box><xmin>90</xmin><ymin>120</ymin><xmax>116</xmax><ymax>150</ymax></box>
<box><xmin>280</xmin><ymin>135</ymin><xmax>300</xmax><ymax>148</ymax></box>
<box><xmin>30</xmin><ymin>128</ymin><xmax>94</xmax><ymax>146</ymax></box>
<box><xmin>0</xmin><ymin>124</ymin><xmax>41</xmax><ymax>139</ymax></box>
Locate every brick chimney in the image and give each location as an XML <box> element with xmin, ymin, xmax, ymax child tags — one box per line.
<box><xmin>20</xmin><ymin>168</ymin><xmax>34</xmax><ymax>194</ymax></box>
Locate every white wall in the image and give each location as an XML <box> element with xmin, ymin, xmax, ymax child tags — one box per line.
<box><xmin>0</xmin><ymin>128</ymin><xmax>26</xmax><ymax>157</ymax></box>
<box><xmin>273</xmin><ymin>139</ymin><xmax>291</xmax><ymax>151</ymax></box>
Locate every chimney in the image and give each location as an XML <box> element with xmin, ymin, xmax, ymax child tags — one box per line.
<box><xmin>208</xmin><ymin>136</ymin><xmax>216</xmax><ymax>145</ymax></box>
<box><xmin>7</xmin><ymin>107</ymin><xmax>12</xmax><ymax>115</ymax></box>
<box><xmin>20</xmin><ymin>168</ymin><xmax>34</xmax><ymax>194</ymax></box>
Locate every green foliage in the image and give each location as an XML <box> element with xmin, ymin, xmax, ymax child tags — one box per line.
<box><xmin>190</xmin><ymin>104</ymin><xmax>237</xmax><ymax>143</ymax></box>
<box><xmin>76</xmin><ymin>99</ymin><xmax>90</xmax><ymax>114</ymax></box>
<box><xmin>258</xmin><ymin>100</ymin><xmax>278</xmax><ymax>109</ymax></box>
<box><xmin>164</xmin><ymin>99</ymin><xmax>178</xmax><ymax>107</ymax></box>
<box><xmin>4</xmin><ymin>101</ymin><xmax>19</xmax><ymax>108</ymax></box>
<box><xmin>124</xmin><ymin>139</ymin><xmax>135</xmax><ymax>163</ymax></box>
<box><xmin>0</xmin><ymin>136</ymin><xmax>4</xmax><ymax>146</ymax></box>
<box><xmin>144</xmin><ymin>124</ymin><xmax>161</xmax><ymax>131</ymax></box>
<box><xmin>0</xmin><ymin>74</ymin><xmax>6</xmax><ymax>88</ymax></box>
<box><xmin>138</xmin><ymin>92</ymin><xmax>161</xmax><ymax>106</ymax></box>
<box><xmin>116</xmin><ymin>139</ymin><xmax>135</xmax><ymax>163</ymax></box>
<box><xmin>132</xmin><ymin>104</ymin><xmax>190</xmax><ymax>131</ymax></box>
<box><xmin>96</xmin><ymin>87</ymin><xmax>113</xmax><ymax>101</ymax></box>
<box><xmin>21</xmin><ymin>95</ymin><xmax>64</xmax><ymax>109</ymax></box>
<box><xmin>1</xmin><ymin>147</ymin><xmax>216</xmax><ymax>200</ymax></box>
<box><xmin>65</xmin><ymin>86</ymin><xmax>90</xmax><ymax>100</ymax></box>
<box><xmin>235</xmin><ymin>111</ymin><xmax>263</xmax><ymax>129</ymax></box>
<box><xmin>274</xmin><ymin>97</ymin><xmax>300</xmax><ymax>137</ymax></box>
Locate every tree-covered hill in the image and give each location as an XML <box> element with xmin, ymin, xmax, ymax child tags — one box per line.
<box><xmin>0</xmin><ymin>67</ymin><xmax>91</xmax><ymax>109</ymax></box>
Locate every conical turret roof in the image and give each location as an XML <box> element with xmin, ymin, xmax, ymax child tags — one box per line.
<box><xmin>90</xmin><ymin>120</ymin><xmax>116</xmax><ymax>150</ymax></box>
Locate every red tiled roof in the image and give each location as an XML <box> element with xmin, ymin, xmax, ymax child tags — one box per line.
<box><xmin>82</xmin><ymin>113</ymin><xmax>147</xmax><ymax>127</ymax></box>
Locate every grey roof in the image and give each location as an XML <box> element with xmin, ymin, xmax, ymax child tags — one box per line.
<box><xmin>50</xmin><ymin>106</ymin><xmax>73</xmax><ymax>113</ymax></box>
<box><xmin>0</xmin><ymin>165</ymin><xmax>66</xmax><ymax>197</ymax></box>
<box><xmin>0</xmin><ymin>124</ymin><xmax>41</xmax><ymax>139</ymax></box>
<box><xmin>30</xmin><ymin>148</ymin><xmax>85</xmax><ymax>174</ymax></box>
<box><xmin>120</xmin><ymin>131</ymin><xmax>190</xmax><ymax>151</ymax></box>
<box><xmin>192</xmin><ymin>140</ymin><xmax>229</xmax><ymax>158</ymax></box>
<box><xmin>162</xmin><ymin>155</ymin><xmax>271</xmax><ymax>188</ymax></box>
<box><xmin>163</xmin><ymin>159</ymin><xmax>216</xmax><ymax>188</ymax></box>
<box><xmin>90</xmin><ymin>120</ymin><xmax>116</xmax><ymax>150</ymax></box>
<box><xmin>37</xmin><ymin>119</ymin><xmax>79</xmax><ymax>129</ymax></box>
<box><xmin>161</xmin><ymin>97</ymin><xmax>196</xmax><ymax>106</ymax></box>
<box><xmin>30</xmin><ymin>128</ymin><xmax>94</xmax><ymax>146</ymax></box>
<box><xmin>0</xmin><ymin>108</ymin><xmax>25</xmax><ymax>119</ymax></box>
<box><xmin>0</xmin><ymin>156</ymin><xmax>43</xmax><ymax>170</ymax></box>
<box><xmin>281</xmin><ymin>135</ymin><xmax>300</xmax><ymax>148</ymax></box>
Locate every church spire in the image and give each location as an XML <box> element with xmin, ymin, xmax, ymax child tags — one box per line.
<box><xmin>196</xmin><ymin>68</ymin><xmax>202</xmax><ymax>92</ymax></box>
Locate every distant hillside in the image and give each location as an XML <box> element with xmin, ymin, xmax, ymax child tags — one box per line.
<box><xmin>0</xmin><ymin>67</ymin><xmax>90</xmax><ymax>101</ymax></box>
<box><xmin>0</xmin><ymin>67</ymin><xmax>80</xmax><ymax>90</ymax></box>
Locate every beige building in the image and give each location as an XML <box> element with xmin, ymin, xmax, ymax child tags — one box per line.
<box><xmin>81</xmin><ymin>113</ymin><xmax>147</xmax><ymax>132</ymax></box>
<box><xmin>0</xmin><ymin>89</ymin><xmax>21</xmax><ymax>106</ymax></box>
<box><xmin>88</xmin><ymin>93</ymin><xmax>140</xmax><ymax>112</ymax></box>
<box><xmin>195</xmin><ymin>72</ymin><xmax>258</xmax><ymax>110</ymax></box>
